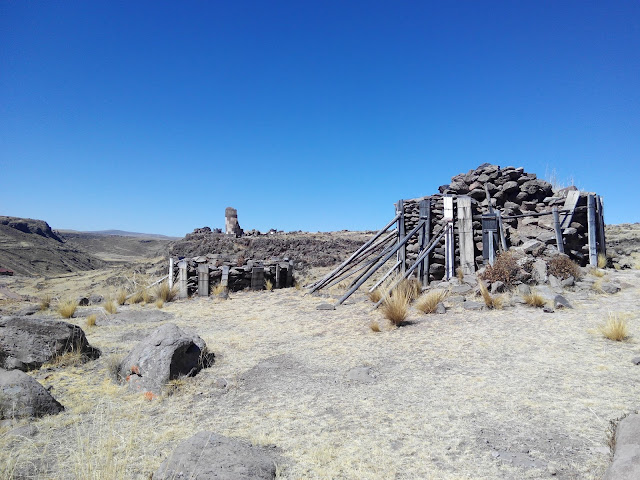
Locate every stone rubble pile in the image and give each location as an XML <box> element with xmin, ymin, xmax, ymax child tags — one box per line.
<box><xmin>402</xmin><ymin>163</ymin><xmax>596</xmax><ymax>281</ymax></box>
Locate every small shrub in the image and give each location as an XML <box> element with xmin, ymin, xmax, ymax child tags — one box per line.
<box><xmin>265</xmin><ymin>279</ymin><xmax>273</xmax><ymax>291</ymax></box>
<box><xmin>155</xmin><ymin>298</ymin><xmax>164</xmax><ymax>309</ymax></box>
<box><xmin>212</xmin><ymin>284</ymin><xmax>227</xmax><ymax>296</ymax></box>
<box><xmin>141</xmin><ymin>288</ymin><xmax>153</xmax><ymax>304</ymax></box>
<box><xmin>396</xmin><ymin>278</ymin><xmax>421</xmax><ymax>302</ymax></box>
<box><xmin>86</xmin><ymin>314</ymin><xmax>97</xmax><ymax>327</ymax></box>
<box><xmin>480</xmin><ymin>251</ymin><xmax>519</xmax><ymax>285</ymax></box>
<box><xmin>590</xmin><ymin>267</ymin><xmax>606</xmax><ymax>278</ymax></box>
<box><xmin>369</xmin><ymin>320</ymin><xmax>381</xmax><ymax>332</ymax></box>
<box><xmin>456</xmin><ymin>267</ymin><xmax>464</xmax><ymax>281</ymax></box>
<box><xmin>415</xmin><ymin>289</ymin><xmax>447</xmax><ymax>314</ymax></box>
<box><xmin>380</xmin><ymin>290</ymin><xmax>410</xmax><ymax>326</ymax></box>
<box><xmin>523</xmin><ymin>292</ymin><xmax>545</xmax><ymax>308</ymax></box>
<box><xmin>597</xmin><ymin>253</ymin><xmax>607</xmax><ymax>269</ymax></box>
<box><xmin>599</xmin><ymin>313</ymin><xmax>629</xmax><ymax>341</ymax></box>
<box><xmin>39</xmin><ymin>294</ymin><xmax>52</xmax><ymax>311</ymax></box>
<box><xmin>548</xmin><ymin>255</ymin><xmax>582</xmax><ymax>280</ymax></box>
<box><xmin>477</xmin><ymin>279</ymin><xmax>503</xmax><ymax>309</ymax></box>
<box><xmin>104</xmin><ymin>300</ymin><xmax>117</xmax><ymax>314</ymax></box>
<box><xmin>116</xmin><ymin>289</ymin><xmax>127</xmax><ymax>305</ymax></box>
<box><xmin>107</xmin><ymin>354</ymin><xmax>124</xmax><ymax>382</ymax></box>
<box><xmin>58</xmin><ymin>299</ymin><xmax>78</xmax><ymax>318</ymax></box>
<box><xmin>129</xmin><ymin>289</ymin><xmax>144</xmax><ymax>304</ymax></box>
<box><xmin>591</xmin><ymin>279</ymin><xmax>605</xmax><ymax>294</ymax></box>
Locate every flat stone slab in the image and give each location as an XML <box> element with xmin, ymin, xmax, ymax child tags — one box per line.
<box><xmin>604</xmin><ymin>414</ymin><xmax>640</xmax><ymax>480</ymax></box>
<box><xmin>316</xmin><ymin>303</ymin><xmax>336</xmax><ymax>310</ymax></box>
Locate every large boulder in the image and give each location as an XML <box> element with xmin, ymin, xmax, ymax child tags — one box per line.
<box><xmin>154</xmin><ymin>431</ymin><xmax>277</xmax><ymax>480</ymax></box>
<box><xmin>118</xmin><ymin>323</ymin><xmax>214</xmax><ymax>394</ymax></box>
<box><xmin>604</xmin><ymin>414</ymin><xmax>640</xmax><ymax>480</ymax></box>
<box><xmin>0</xmin><ymin>316</ymin><xmax>101</xmax><ymax>371</ymax></box>
<box><xmin>0</xmin><ymin>368</ymin><xmax>64</xmax><ymax>419</ymax></box>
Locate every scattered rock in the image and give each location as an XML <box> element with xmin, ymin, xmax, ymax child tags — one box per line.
<box><xmin>543</xmin><ymin>306</ymin><xmax>554</xmax><ymax>313</ymax></box>
<box><xmin>435</xmin><ymin>302</ymin><xmax>446</xmax><ymax>314</ymax></box>
<box><xmin>88</xmin><ymin>294</ymin><xmax>103</xmax><ymax>305</ymax></box>
<box><xmin>490</xmin><ymin>281</ymin><xmax>505</xmax><ymax>294</ymax></box>
<box><xmin>77</xmin><ymin>297</ymin><xmax>89</xmax><ymax>307</ymax></box>
<box><xmin>517</xmin><ymin>284</ymin><xmax>531</xmax><ymax>296</ymax></box>
<box><xmin>118</xmin><ymin>323</ymin><xmax>214</xmax><ymax>394</ymax></box>
<box><xmin>16</xmin><ymin>305</ymin><xmax>39</xmax><ymax>316</ymax></box>
<box><xmin>450</xmin><ymin>284</ymin><xmax>473</xmax><ymax>295</ymax></box>
<box><xmin>553</xmin><ymin>295</ymin><xmax>572</xmax><ymax>309</ymax></box>
<box><xmin>316</xmin><ymin>303</ymin><xmax>336</xmax><ymax>311</ymax></box>
<box><xmin>347</xmin><ymin>366</ymin><xmax>377</xmax><ymax>383</ymax></box>
<box><xmin>603</xmin><ymin>413</ymin><xmax>640</xmax><ymax>480</ymax></box>
<box><xmin>560</xmin><ymin>276</ymin><xmax>575</xmax><ymax>287</ymax></box>
<box><xmin>632</xmin><ymin>357</ymin><xmax>640</xmax><ymax>366</ymax></box>
<box><xmin>154</xmin><ymin>431</ymin><xmax>277</xmax><ymax>480</ymax></box>
<box><xmin>0</xmin><ymin>316</ymin><xmax>101</xmax><ymax>371</ymax></box>
<box><xmin>0</xmin><ymin>368</ymin><xmax>64</xmax><ymax>419</ymax></box>
<box><xmin>463</xmin><ymin>301</ymin><xmax>484</xmax><ymax>311</ymax></box>
<box><xmin>601</xmin><ymin>282</ymin><xmax>621</xmax><ymax>294</ymax></box>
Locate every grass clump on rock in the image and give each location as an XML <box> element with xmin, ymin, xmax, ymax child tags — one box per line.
<box><xmin>58</xmin><ymin>299</ymin><xmax>78</xmax><ymax>319</ymax></box>
<box><xmin>415</xmin><ymin>289</ymin><xmax>447</xmax><ymax>314</ymax></box>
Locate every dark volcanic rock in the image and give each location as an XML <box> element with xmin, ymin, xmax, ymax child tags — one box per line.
<box><xmin>0</xmin><ymin>316</ymin><xmax>101</xmax><ymax>371</ymax></box>
<box><xmin>0</xmin><ymin>368</ymin><xmax>64</xmax><ymax>419</ymax></box>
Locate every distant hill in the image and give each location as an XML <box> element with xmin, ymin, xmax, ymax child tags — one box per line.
<box><xmin>57</xmin><ymin>229</ymin><xmax>178</xmax><ymax>240</ymax></box>
<box><xmin>0</xmin><ymin>216</ymin><xmax>106</xmax><ymax>276</ymax></box>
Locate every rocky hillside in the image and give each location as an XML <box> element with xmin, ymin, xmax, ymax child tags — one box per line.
<box><xmin>0</xmin><ymin>216</ymin><xmax>106</xmax><ymax>276</ymax></box>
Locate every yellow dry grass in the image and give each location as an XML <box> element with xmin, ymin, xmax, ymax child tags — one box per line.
<box><xmin>380</xmin><ymin>289</ymin><xmax>410</xmax><ymax>326</ymax></box>
<box><xmin>39</xmin><ymin>294</ymin><xmax>52</xmax><ymax>311</ymax></box>
<box><xmin>597</xmin><ymin>253</ymin><xmax>607</xmax><ymax>269</ymax></box>
<box><xmin>57</xmin><ymin>299</ymin><xmax>78</xmax><ymax>318</ymax></box>
<box><xmin>155</xmin><ymin>298</ymin><xmax>164</xmax><ymax>309</ymax></box>
<box><xmin>103</xmin><ymin>299</ymin><xmax>117</xmax><ymax>314</ymax></box>
<box><xmin>86</xmin><ymin>314</ymin><xmax>97</xmax><ymax>328</ymax></box>
<box><xmin>599</xmin><ymin>313</ymin><xmax>630</xmax><ymax>341</ymax></box>
<box><xmin>265</xmin><ymin>279</ymin><xmax>274</xmax><ymax>291</ymax></box>
<box><xmin>523</xmin><ymin>292</ymin><xmax>546</xmax><ymax>308</ymax></box>
<box><xmin>477</xmin><ymin>279</ymin><xmax>504</xmax><ymax>310</ymax></box>
<box><xmin>415</xmin><ymin>289</ymin><xmax>447</xmax><ymax>314</ymax></box>
<box><xmin>155</xmin><ymin>281</ymin><xmax>177</xmax><ymax>302</ymax></box>
<box><xmin>116</xmin><ymin>289</ymin><xmax>127</xmax><ymax>305</ymax></box>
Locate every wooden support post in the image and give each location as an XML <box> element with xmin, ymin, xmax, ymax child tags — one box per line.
<box><xmin>198</xmin><ymin>264</ymin><xmax>209</xmax><ymax>297</ymax></box>
<box><xmin>287</xmin><ymin>260</ymin><xmax>294</xmax><ymax>287</ymax></box>
<box><xmin>418</xmin><ymin>199</ymin><xmax>431</xmax><ymax>287</ymax></box>
<box><xmin>496</xmin><ymin>211</ymin><xmax>507</xmax><ymax>252</ymax></box>
<box><xmin>275</xmin><ymin>264</ymin><xmax>281</xmax><ymax>289</ymax></box>
<box><xmin>552</xmin><ymin>207</ymin><xmax>564</xmax><ymax>254</ymax></box>
<box><xmin>221</xmin><ymin>265</ymin><xmax>229</xmax><ymax>288</ymax></box>
<box><xmin>587</xmin><ymin>194</ymin><xmax>598</xmax><ymax>266</ymax></box>
<box><xmin>169</xmin><ymin>258</ymin><xmax>174</xmax><ymax>290</ymax></box>
<box><xmin>443</xmin><ymin>196</ymin><xmax>454</xmax><ymax>280</ymax></box>
<box><xmin>178</xmin><ymin>260</ymin><xmax>188</xmax><ymax>299</ymax></box>
<box><xmin>456</xmin><ymin>196</ymin><xmax>474</xmax><ymax>275</ymax></box>
<box><xmin>596</xmin><ymin>195</ymin><xmax>607</xmax><ymax>258</ymax></box>
<box><xmin>251</xmin><ymin>266</ymin><xmax>264</xmax><ymax>291</ymax></box>
<box><xmin>396</xmin><ymin>200</ymin><xmax>406</xmax><ymax>273</ymax></box>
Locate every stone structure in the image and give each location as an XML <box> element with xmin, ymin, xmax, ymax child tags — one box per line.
<box><xmin>225</xmin><ymin>207</ymin><xmax>243</xmax><ymax>237</ymax></box>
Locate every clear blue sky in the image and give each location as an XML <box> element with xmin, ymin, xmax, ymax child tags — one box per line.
<box><xmin>1</xmin><ymin>1</ymin><xmax>638</xmax><ymax>236</ymax></box>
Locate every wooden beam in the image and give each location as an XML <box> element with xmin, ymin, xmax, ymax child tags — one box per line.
<box><xmin>368</xmin><ymin>260</ymin><xmax>402</xmax><ymax>293</ymax></box>
<box><xmin>496</xmin><ymin>211</ymin><xmax>507</xmax><ymax>252</ymax></box>
<box><xmin>456</xmin><ymin>196</ymin><xmax>474</xmax><ymax>275</ymax></box>
<box><xmin>251</xmin><ymin>266</ymin><xmax>264</xmax><ymax>291</ymax></box>
<box><xmin>560</xmin><ymin>190</ymin><xmax>580</xmax><ymax>229</ymax></box>
<box><xmin>552</xmin><ymin>207</ymin><xmax>564</xmax><ymax>254</ymax></box>
<box><xmin>596</xmin><ymin>195</ymin><xmax>607</xmax><ymax>257</ymax></box>
<box><xmin>587</xmin><ymin>194</ymin><xmax>598</xmax><ymax>266</ymax></box>
<box><xmin>198</xmin><ymin>264</ymin><xmax>209</xmax><ymax>297</ymax></box>
<box><xmin>443</xmin><ymin>196</ymin><xmax>454</xmax><ymax>280</ymax></box>
<box><xmin>396</xmin><ymin>200</ymin><xmax>406</xmax><ymax>273</ymax></box>
<box><xmin>178</xmin><ymin>260</ymin><xmax>188</xmax><ymax>299</ymax></box>
<box><xmin>418</xmin><ymin>199</ymin><xmax>431</xmax><ymax>286</ymax></box>
<box><xmin>168</xmin><ymin>258</ymin><xmax>174</xmax><ymax>290</ymax></box>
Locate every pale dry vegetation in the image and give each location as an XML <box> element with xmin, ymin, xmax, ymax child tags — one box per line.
<box><xmin>599</xmin><ymin>313</ymin><xmax>630</xmax><ymax>341</ymax></box>
<box><xmin>477</xmin><ymin>279</ymin><xmax>503</xmax><ymax>310</ymax></box>
<box><xmin>85</xmin><ymin>314</ymin><xmax>97</xmax><ymax>328</ymax></box>
<box><xmin>103</xmin><ymin>299</ymin><xmax>117</xmax><ymax>314</ymax></box>
<box><xmin>380</xmin><ymin>289</ymin><xmax>410</xmax><ymax>326</ymax></box>
<box><xmin>57</xmin><ymin>299</ymin><xmax>78</xmax><ymax>319</ymax></box>
<box><xmin>415</xmin><ymin>289</ymin><xmax>447</xmax><ymax>314</ymax></box>
<box><xmin>155</xmin><ymin>281</ymin><xmax>177</xmax><ymax>303</ymax></box>
<box><xmin>39</xmin><ymin>294</ymin><xmax>52</xmax><ymax>311</ymax></box>
<box><xmin>523</xmin><ymin>291</ymin><xmax>546</xmax><ymax>308</ymax></box>
<box><xmin>116</xmin><ymin>289</ymin><xmax>127</xmax><ymax>305</ymax></box>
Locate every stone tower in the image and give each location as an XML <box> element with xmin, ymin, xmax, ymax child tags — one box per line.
<box><xmin>225</xmin><ymin>207</ymin><xmax>243</xmax><ymax>236</ymax></box>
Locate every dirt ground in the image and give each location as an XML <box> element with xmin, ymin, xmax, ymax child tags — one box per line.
<box><xmin>1</xmin><ymin>265</ymin><xmax>639</xmax><ymax>479</ymax></box>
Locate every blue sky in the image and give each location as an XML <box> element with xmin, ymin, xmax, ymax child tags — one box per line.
<box><xmin>1</xmin><ymin>1</ymin><xmax>638</xmax><ymax>236</ymax></box>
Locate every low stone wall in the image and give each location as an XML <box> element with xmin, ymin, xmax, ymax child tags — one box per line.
<box><xmin>171</xmin><ymin>255</ymin><xmax>294</xmax><ymax>295</ymax></box>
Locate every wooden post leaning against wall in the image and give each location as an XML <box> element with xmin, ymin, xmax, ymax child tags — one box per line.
<box><xmin>275</xmin><ymin>264</ymin><xmax>281</xmax><ymax>289</ymax></box>
<box><xmin>596</xmin><ymin>195</ymin><xmax>607</xmax><ymax>258</ymax></box>
<box><xmin>443</xmin><ymin>195</ymin><xmax>455</xmax><ymax>280</ymax></box>
<box><xmin>251</xmin><ymin>266</ymin><xmax>264</xmax><ymax>291</ymax></box>
<box><xmin>169</xmin><ymin>258</ymin><xmax>174</xmax><ymax>290</ymax></box>
<box><xmin>178</xmin><ymin>260</ymin><xmax>188</xmax><ymax>299</ymax></box>
<box><xmin>587</xmin><ymin>194</ymin><xmax>598</xmax><ymax>266</ymax></box>
<box><xmin>418</xmin><ymin>198</ymin><xmax>431</xmax><ymax>287</ymax></box>
<box><xmin>456</xmin><ymin>196</ymin><xmax>474</xmax><ymax>275</ymax></box>
<box><xmin>287</xmin><ymin>260</ymin><xmax>294</xmax><ymax>287</ymax></box>
<box><xmin>396</xmin><ymin>199</ymin><xmax>406</xmax><ymax>273</ymax></box>
<box><xmin>198</xmin><ymin>264</ymin><xmax>209</xmax><ymax>297</ymax></box>
<box><xmin>552</xmin><ymin>207</ymin><xmax>564</xmax><ymax>254</ymax></box>
<box><xmin>221</xmin><ymin>265</ymin><xmax>230</xmax><ymax>288</ymax></box>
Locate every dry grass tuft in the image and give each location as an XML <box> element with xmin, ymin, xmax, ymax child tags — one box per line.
<box><xmin>116</xmin><ymin>289</ymin><xmax>127</xmax><ymax>305</ymax></box>
<box><xmin>380</xmin><ymin>289</ymin><xmax>410</xmax><ymax>326</ymax></box>
<box><xmin>548</xmin><ymin>254</ymin><xmax>582</xmax><ymax>280</ymax></box>
<box><xmin>369</xmin><ymin>320</ymin><xmax>381</xmax><ymax>332</ymax></box>
<box><xmin>39</xmin><ymin>294</ymin><xmax>52</xmax><ymax>311</ymax></box>
<box><xmin>415</xmin><ymin>289</ymin><xmax>447</xmax><ymax>314</ymax></box>
<box><xmin>57</xmin><ymin>299</ymin><xmax>78</xmax><ymax>318</ymax></box>
<box><xmin>590</xmin><ymin>268</ymin><xmax>606</xmax><ymax>278</ymax></box>
<box><xmin>599</xmin><ymin>313</ymin><xmax>630</xmax><ymax>341</ymax></box>
<box><xmin>598</xmin><ymin>253</ymin><xmax>608</xmax><ymax>269</ymax></box>
<box><xmin>155</xmin><ymin>298</ymin><xmax>164</xmax><ymax>309</ymax></box>
<box><xmin>480</xmin><ymin>251</ymin><xmax>519</xmax><ymax>285</ymax></box>
<box><xmin>368</xmin><ymin>288</ymin><xmax>383</xmax><ymax>303</ymax></box>
<box><xmin>212</xmin><ymin>283</ymin><xmax>227</xmax><ymax>296</ymax></box>
<box><xmin>142</xmin><ymin>288</ymin><xmax>153</xmax><ymax>304</ymax></box>
<box><xmin>456</xmin><ymin>267</ymin><xmax>464</xmax><ymax>281</ymax></box>
<box><xmin>107</xmin><ymin>354</ymin><xmax>125</xmax><ymax>382</ymax></box>
<box><xmin>155</xmin><ymin>282</ymin><xmax>177</xmax><ymax>302</ymax></box>
<box><xmin>265</xmin><ymin>279</ymin><xmax>273</xmax><ymax>291</ymax></box>
<box><xmin>85</xmin><ymin>314</ymin><xmax>97</xmax><ymax>328</ymax></box>
<box><xmin>395</xmin><ymin>278</ymin><xmax>422</xmax><ymax>302</ymax></box>
<box><xmin>477</xmin><ymin>279</ymin><xmax>503</xmax><ymax>309</ymax></box>
<box><xmin>523</xmin><ymin>291</ymin><xmax>546</xmax><ymax>308</ymax></box>
<box><xmin>44</xmin><ymin>346</ymin><xmax>85</xmax><ymax>368</ymax></box>
<box><xmin>104</xmin><ymin>299</ymin><xmax>117</xmax><ymax>314</ymax></box>
<box><xmin>591</xmin><ymin>279</ymin><xmax>605</xmax><ymax>294</ymax></box>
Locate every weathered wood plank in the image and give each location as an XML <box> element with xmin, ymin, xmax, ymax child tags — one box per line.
<box><xmin>251</xmin><ymin>266</ymin><xmax>264</xmax><ymax>291</ymax></box>
<box><xmin>275</xmin><ymin>264</ymin><xmax>281</xmax><ymax>289</ymax></box>
<box><xmin>443</xmin><ymin>196</ymin><xmax>454</xmax><ymax>280</ymax></box>
<box><xmin>418</xmin><ymin>199</ymin><xmax>431</xmax><ymax>286</ymax></box>
<box><xmin>596</xmin><ymin>195</ymin><xmax>607</xmax><ymax>257</ymax></box>
<box><xmin>457</xmin><ymin>196</ymin><xmax>474</xmax><ymax>275</ymax></box>
<box><xmin>198</xmin><ymin>264</ymin><xmax>209</xmax><ymax>297</ymax></box>
<box><xmin>553</xmin><ymin>207</ymin><xmax>564</xmax><ymax>254</ymax></box>
<box><xmin>560</xmin><ymin>190</ymin><xmax>580</xmax><ymax>229</ymax></box>
<box><xmin>169</xmin><ymin>258</ymin><xmax>174</xmax><ymax>290</ymax></box>
<box><xmin>220</xmin><ymin>265</ymin><xmax>230</xmax><ymax>288</ymax></box>
<box><xmin>178</xmin><ymin>260</ymin><xmax>188</xmax><ymax>299</ymax></box>
<box><xmin>587</xmin><ymin>194</ymin><xmax>598</xmax><ymax>266</ymax></box>
<box><xmin>396</xmin><ymin>199</ymin><xmax>406</xmax><ymax>273</ymax></box>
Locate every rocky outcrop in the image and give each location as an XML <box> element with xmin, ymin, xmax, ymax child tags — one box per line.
<box><xmin>154</xmin><ymin>431</ymin><xmax>277</xmax><ymax>480</ymax></box>
<box><xmin>0</xmin><ymin>317</ymin><xmax>101</xmax><ymax>371</ymax></box>
<box><xmin>0</xmin><ymin>369</ymin><xmax>64</xmax><ymax>419</ymax></box>
<box><xmin>225</xmin><ymin>207</ymin><xmax>243</xmax><ymax>237</ymax></box>
<box><xmin>604</xmin><ymin>414</ymin><xmax>640</xmax><ymax>480</ymax></box>
<box><xmin>118</xmin><ymin>323</ymin><xmax>214</xmax><ymax>394</ymax></box>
